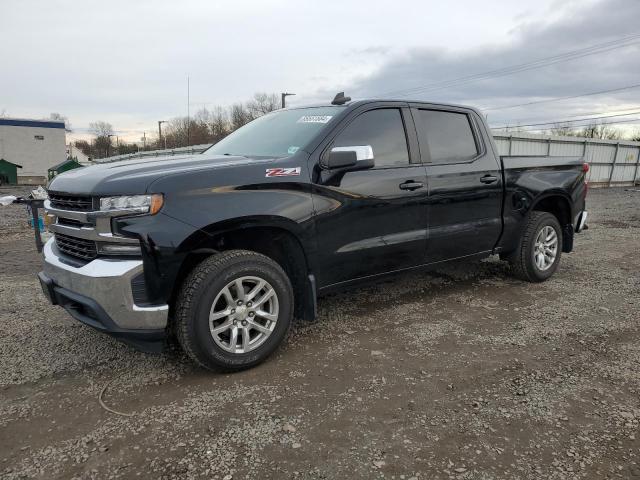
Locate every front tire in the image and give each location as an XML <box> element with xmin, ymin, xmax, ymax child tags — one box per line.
<box><xmin>175</xmin><ymin>250</ymin><xmax>294</xmax><ymax>371</ymax></box>
<box><xmin>508</xmin><ymin>211</ymin><xmax>562</xmax><ymax>282</ymax></box>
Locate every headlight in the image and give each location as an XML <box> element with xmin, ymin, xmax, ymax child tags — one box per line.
<box><xmin>99</xmin><ymin>194</ymin><xmax>163</xmax><ymax>214</ymax></box>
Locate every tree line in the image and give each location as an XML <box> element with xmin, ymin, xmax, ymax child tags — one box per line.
<box><xmin>73</xmin><ymin>93</ymin><xmax>280</xmax><ymax>160</ymax></box>
<box><xmin>501</xmin><ymin>122</ymin><xmax>640</xmax><ymax>141</ymax></box>
<box><xmin>548</xmin><ymin>123</ymin><xmax>640</xmax><ymax>141</ymax></box>
<box><xmin>67</xmin><ymin>95</ymin><xmax>640</xmax><ymax>160</ymax></box>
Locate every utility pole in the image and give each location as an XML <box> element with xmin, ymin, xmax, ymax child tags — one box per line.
<box><xmin>107</xmin><ymin>134</ymin><xmax>115</xmax><ymax>157</ymax></box>
<box><xmin>158</xmin><ymin>120</ymin><xmax>167</xmax><ymax>149</ymax></box>
<box><xmin>187</xmin><ymin>76</ymin><xmax>190</xmax><ymax>147</ymax></box>
<box><xmin>281</xmin><ymin>92</ymin><xmax>295</xmax><ymax>108</ymax></box>
<box><xmin>142</xmin><ymin>131</ymin><xmax>146</xmax><ymax>150</ymax></box>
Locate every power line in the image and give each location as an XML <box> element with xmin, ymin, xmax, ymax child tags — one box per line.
<box><xmin>490</xmin><ymin>111</ymin><xmax>640</xmax><ymax>129</ymax></box>
<box><xmin>492</xmin><ymin>105</ymin><xmax>640</xmax><ymax>125</ymax></box>
<box><xmin>495</xmin><ymin>117</ymin><xmax>640</xmax><ymax>132</ymax></box>
<box><xmin>377</xmin><ymin>33</ymin><xmax>640</xmax><ymax>98</ymax></box>
<box><xmin>371</xmin><ymin>32</ymin><xmax>640</xmax><ymax>99</ymax></box>
<box><xmin>481</xmin><ymin>83</ymin><xmax>640</xmax><ymax>111</ymax></box>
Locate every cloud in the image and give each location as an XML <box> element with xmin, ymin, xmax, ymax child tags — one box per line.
<box><xmin>1</xmin><ymin>0</ymin><xmax>637</xmax><ymax>140</ymax></box>
<box><xmin>350</xmin><ymin>0</ymin><xmax>640</xmax><ymax>130</ymax></box>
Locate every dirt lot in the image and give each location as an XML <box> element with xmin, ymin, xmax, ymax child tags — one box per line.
<box><xmin>1</xmin><ymin>186</ymin><xmax>639</xmax><ymax>479</ymax></box>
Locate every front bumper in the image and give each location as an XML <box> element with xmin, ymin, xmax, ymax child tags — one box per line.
<box><xmin>39</xmin><ymin>238</ymin><xmax>168</xmax><ymax>352</ymax></box>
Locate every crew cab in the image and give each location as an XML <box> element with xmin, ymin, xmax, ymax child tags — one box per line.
<box><xmin>39</xmin><ymin>94</ymin><xmax>588</xmax><ymax>370</ymax></box>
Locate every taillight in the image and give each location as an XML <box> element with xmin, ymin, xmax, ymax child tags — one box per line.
<box><xmin>582</xmin><ymin>163</ymin><xmax>589</xmax><ymax>173</ymax></box>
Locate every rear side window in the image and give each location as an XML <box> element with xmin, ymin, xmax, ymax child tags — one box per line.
<box><xmin>417</xmin><ymin>110</ymin><xmax>478</xmax><ymax>163</ymax></box>
<box><xmin>333</xmin><ymin>109</ymin><xmax>409</xmax><ymax>167</ymax></box>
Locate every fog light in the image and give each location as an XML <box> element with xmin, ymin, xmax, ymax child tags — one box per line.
<box><xmin>99</xmin><ymin>243</ymin><xmax>142</xmax><ymax>256</ymax></box>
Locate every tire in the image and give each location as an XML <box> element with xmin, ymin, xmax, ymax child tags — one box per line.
<box><xmin>508</xmin><ymin>211</ymin><xmax>563</xmax><ymax>282</ymax></box>
<box><xmin>175</xmin><ymin>250</ymin><xmax>294</xmax><ymax>371</ymax></box>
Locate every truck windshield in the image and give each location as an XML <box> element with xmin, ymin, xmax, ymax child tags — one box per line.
<box><xmin>204</xmin><ymin>107</ymin><xmax>344</xmax><ymax>158</ymax></box>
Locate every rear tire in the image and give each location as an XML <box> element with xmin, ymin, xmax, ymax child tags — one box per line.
<box><xmin>507</xmin><ymin>211</ymin><xmax>562</xmax><ymax>282</ymax></box>
<box><xmin>175</xmin><ymin>250</ymin><xmax>294</xmax><ymax>371</ymax></box>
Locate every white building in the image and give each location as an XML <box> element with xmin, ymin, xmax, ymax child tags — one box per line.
<box><xmin>66</xmin><ymin>142</ymin><xmax>92</xmax><ymax>165</ymax></box>
<box><xmin>0</xmin><ymin>118</ymin><xmax>67</xmax><ymax>184</ymax></box>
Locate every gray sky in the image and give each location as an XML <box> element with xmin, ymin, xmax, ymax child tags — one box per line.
<box><xmin>1</xmin><ymin>0</ymin><xmax>639</xmax><ymax>142</ymax></box>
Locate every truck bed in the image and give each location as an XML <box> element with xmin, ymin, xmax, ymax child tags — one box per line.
<box><xmin>497</xmin><ymin>155</ymin><xmax>587</xmax><ymax>257</ymax></box>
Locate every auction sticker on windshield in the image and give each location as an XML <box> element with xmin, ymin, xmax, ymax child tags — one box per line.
<box><xmin>297</xmin><ymin>115</ymin><xmax>332</xmax><ymax>123</ymax></box>
<box><xmin>266</xmin><ymin>167</ymin><xmax>301</xmax><ymax>177</ymax></box>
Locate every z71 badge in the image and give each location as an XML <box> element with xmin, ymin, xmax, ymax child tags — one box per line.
<box><xmin>265</xmin><ymin>167</ymin><xmax>301</xmax><ymax>178</ymax></box>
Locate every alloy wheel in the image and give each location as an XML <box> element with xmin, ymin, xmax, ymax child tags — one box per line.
<box><xmin>208</xmin><ymin>276</ymin><xmax>279</xmax><ymax>354</ymax></box>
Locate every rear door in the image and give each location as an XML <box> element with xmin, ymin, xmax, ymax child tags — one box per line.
<box><xmin>411</xmin><ymin>106</ymin><xmax>503</xmax><ymax>263</ymax></box>
<box><xmin>311</xmin><ymin>105</ymin><xmax>429</xmax><ymax>287</ymax></box>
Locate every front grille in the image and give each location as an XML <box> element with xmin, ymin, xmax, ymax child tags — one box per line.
<box><xmin>55</xmin><ymin>233</ymin><xmax>97</xmax><ymax>261</ymax></box>
<box><xmin>49</xmin><ymin>193</ymin><xmax>94</xmax><ymax>211</ymax></box>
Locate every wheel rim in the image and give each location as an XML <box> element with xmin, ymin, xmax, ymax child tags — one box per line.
<box><xmin>209</xmin><ymin>276</ymin><xmax>279</xmax><ymax>354</ymax></box>
<box><xmin>533</xmin><ymin>225</ymin><xmax>558</xmax><ymax>271</ymax></box>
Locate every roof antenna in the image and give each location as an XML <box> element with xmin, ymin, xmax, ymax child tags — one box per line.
<box><xmin>331</xmin><ymin>92</ymin><xmax>351</xmax><ymax>105</ymax></box>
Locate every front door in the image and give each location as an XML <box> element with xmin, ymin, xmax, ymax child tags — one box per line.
<box><xmin>312</xmin><ymin>107</ymin><xmax>429</xmax><ymax>288</ymax></box>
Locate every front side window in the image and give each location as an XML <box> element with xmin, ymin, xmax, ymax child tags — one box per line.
<box><xmin>417</xmin><ymin>110</ymin><xmax>478</xmax><ymax>163</ymax></box>
<box><xmin>205</xmin><ymin>106</ymin><xmax>345</xmax><ymax>158</ymax></box>
<box><xmin>332</xmin><ymin>109</ymin><xmax>409</xmax><ymax>167</ymax></box>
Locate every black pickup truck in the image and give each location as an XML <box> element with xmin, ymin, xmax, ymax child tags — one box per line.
<box><xmin>39</xmin><ymin>95</ymin><xmax>588</xmax><ymax>371</ymax></box>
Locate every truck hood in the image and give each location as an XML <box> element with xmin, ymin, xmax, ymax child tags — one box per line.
<box><xmin>47</xmin><ymin>154</ymin><xmax>275</xmax><ymax>195</ymax></box>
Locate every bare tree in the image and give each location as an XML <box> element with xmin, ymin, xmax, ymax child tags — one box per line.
<box><xmin>230</xmin><ymin>103</ymin><xmax>253</xmax><ymax>130</ymax></box>
<box><xmin>89</xmin><ymin>121</ymin><xmax>115</xmax><ymax>158</ymax></box>
<box><xmin>89</xmin><ymin>121</ymin><xmax>114</xmax><ymax>138</ymax></box>
<box><xmin>157</xmin><ymin>92</ymin><xmax>279</xmax><ymax>150</ymax></box>
<box><xmin>162</xmin><ymin>117</ymin><xmax>190</xmax><ymax>149</ymax></box>
<box><xmin>576</xmin><ymin>123</ymin><xmax>621</xmax><ymax>140</ymax></box>
<box><xmin>549</xmin><ymin>123</ymin><xmax>576</xmax><ymax>137</ymax></box>
<box><xmin>246</xmin><ymin>92</ymin><xmax>279</xmax><ymax>117</ymax></box>
<box><xmin>209</xmin><ymin>106</ymin><xmax>231</xmax><ymax>143</ymax></box>
<box><xmin>189</xmin><ymin>109</ymin><xmax>214</xmax><ymax>145</ymax></box>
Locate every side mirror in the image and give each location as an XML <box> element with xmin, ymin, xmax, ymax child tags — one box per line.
<box><xmin>326</xmin><ymin>145</ymin><xmax>374</xmax><ymax>170</ymax></box>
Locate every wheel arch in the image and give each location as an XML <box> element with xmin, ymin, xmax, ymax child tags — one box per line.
<box><xmin>172</xmin><ymin>217</ymin><xmax>315</xmax><ymax>321</ymax></box>
<box><xmin>530</xmin><ymin>192</ymin><xmax>573</xmax><ymax>252</ymax></box>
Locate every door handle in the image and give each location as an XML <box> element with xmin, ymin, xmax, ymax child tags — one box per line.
<box><xmin>399</xmin><ymin>181</ymin><xmax>424</xmax><ymax>191</ymax></box>
<box><xmin>480</xmin><ymin>175</ymin><xmax>498</xmax><ymax>184</ymax></box>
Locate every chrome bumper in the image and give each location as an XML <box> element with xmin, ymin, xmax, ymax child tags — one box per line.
<box><xmin>41</xmin><ymin>238</ymin><xmax>168</xmax><ymax>330</ymax></box>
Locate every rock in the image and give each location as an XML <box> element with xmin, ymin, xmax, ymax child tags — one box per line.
<box><xmin>371</xmin><ymin>350</ymin><xmax>383</xmax><ymax>356</ymax></box>
<box><xmin>282</xmin><ymin>424</ymin><xmax>297</xmax><ymax>433</ymax></box>
<box><xmin>292</xmin><ymin>442</ymin><xmax>302</xmax><ymax>449</ymax></box>
<box><xmin>373</xmin><ymin>460</ymin><xmax>386</xmax><ymax>468</ymax></box>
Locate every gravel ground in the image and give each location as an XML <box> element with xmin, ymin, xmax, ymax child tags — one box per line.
<box><xmin>0</xmin><ymin>186</ymin><xmax>639</xmax><ymax>479</ymax></box>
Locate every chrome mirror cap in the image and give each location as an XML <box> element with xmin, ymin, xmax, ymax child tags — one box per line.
<box><xmin>330</xmin><ymin>145</ymin><xmax>374</xmax><ymax>161</ymax></box>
